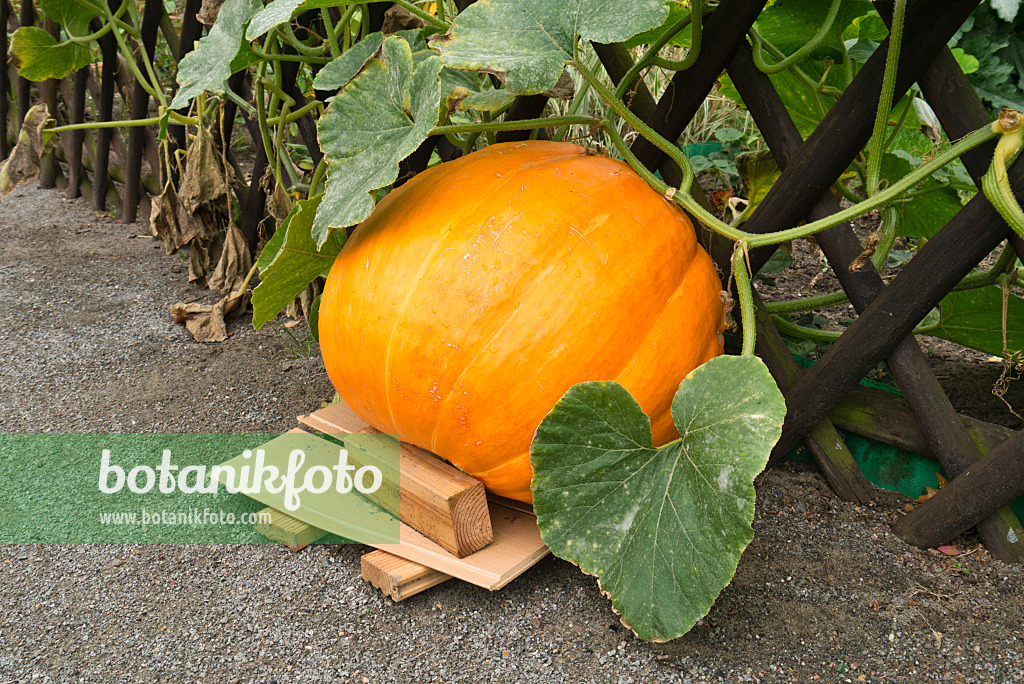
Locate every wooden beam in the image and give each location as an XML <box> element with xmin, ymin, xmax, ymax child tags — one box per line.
<box><xmin>255</xmin><ymin>506</ymin><xmax>328</xmax><ymax>552</ymax></box>
<box><xmin>299</xmin><ymin>404</ymin><xmax>494</xmax><ymax>558</ymax></box>
<box><xmin>361</xmin><ymin>550</ymin><xmax>451</xmax><ymax>601</ymax></box>
<box><xmin>894</xmin><ymin>429</ymin><xmax>1024</xmax><ymax>549</ymax></box>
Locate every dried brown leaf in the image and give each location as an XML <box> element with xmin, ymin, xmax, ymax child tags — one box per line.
<box><xmin>197</xmin><ymin>0</ymin><xmax>226</xmax><ymax>25</ymax></box>
<box><xmin>179</xmin><ymin>126</ymin><xmax>229</xmax><ymax>213</ymax></box>
<box><xmin>207</xmin><ymin>222</ymin><xmax>252</xmax><ymax>296</ymax></box>
<box><xmin>0</xmin><ymin>104</ymin><xmax>58</xmax><ymax>197</ymax></box>
<box><xmin>382</xmin><ymin>4</ymin><xmax>425</xmax><ymax>34</ymax></box>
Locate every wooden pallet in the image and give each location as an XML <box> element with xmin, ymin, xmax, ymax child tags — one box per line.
<box><xmin>248</xmin><ymin>401</ymin><xmax>549</xmax><ymax>599</ymax></box>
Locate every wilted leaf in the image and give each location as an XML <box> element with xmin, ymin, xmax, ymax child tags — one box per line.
<box><xmin>267</xmin><ymin>181</ymin><xmax>292</xmax><ymax>224</ymax></box>
<box><xmin>432</xmin><ymin>0</ymin><xmax>669</xmax><ymax>94</ymax></box>
<box><xmin>934</xmin><ymin>286</ymin><xmax>1024</xmax><ymax>357</ymax></box>
<box><xmin>10</xmin><ymin>26</ymin><xmax>95</xmax><ymax>81</ymax></box>
<box><xmin>736</xmin><ymin>150</ymin><xmax>781</xmax><ymax>216</ymax></box>
<box><xmin>170</xmin><ymin>289</ymin><xmax>247</xmax><ymax>343</ymax></box>
<box><xmin>0</xmin><ymin>105</ymin><xmax>58</xmax><ymax>197</ymax></box>
<box><xmin>207</xmin><ymin>222</ymin><xmax>252</xmax><ymax>296</ymax></box>
<box><xmin>172</xmin><ymin>0</ymin><xmax>261</xmax><ymax>109</ymax></box>
<box><xmin>149</xmin><ymin>182</ymin><xmax>217</xmax><ymax>254</ymax></box>
<box><xmin>253</xmin><ymin>194</ymin><xmax>345</xmax><ymax>328</ymax></box>
<box><xmin>531</xmin><ymin>355</ymin><xmax>786</xmax><ymax>641</ymax></box>
<box><xmin>179</xmin><ymin>126</ymin><xmax>229</xmax><ymax>213</ymax></box>
<box><xmin>936</xmin><ymin>544</ymin><xmax>961</xmax><ymax>556</ymax></box>
<box><xmin>311</xmin><ymin>35</ymin><xmax>442</xmax><ymax>246</ymax></box>
<box><xmin>382</xmin><ymin>3</ymin><xmax>425</xmax><ymax>33</ymax></box>
<box><xmin>198</xmin><ymin>0</ymin><xmax>227</xmax><ymax>25</ymax></box>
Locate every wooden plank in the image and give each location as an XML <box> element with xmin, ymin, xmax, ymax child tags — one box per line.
<box><xmin>255</xmin><ymin>507</ymin><xmax>328</xmax><ymax>552</ymax></box>
<box><xmin>361</xmin><ymin>550</ymin><xmax>451</xmax><ymax>601</ymax></box>
<box><xmin>300</xmin><ymin>405</ymin><xmax>494</xmax><ymax>558</ymax></box>
<box><xmin>371</xmin><ymin>501</ymin><xmax>548</xmax><ymax>591</ymax></box>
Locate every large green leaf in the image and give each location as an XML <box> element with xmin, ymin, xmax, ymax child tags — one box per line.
<box><xmin>246</xmin><ymin>0</ymin><xmax>305</xmax><ymax>40</ymax></box>
<box><xmin>314</xmin><ymin>30</ymin><xmax>428</xmax><ymax>92</ymax></box>
<box><xmin>531</xmin><ymin>355</ymin><xmax>785</xmax><ymax>641</ymax></box>
<box><xmin>432</xmin><ymin>0</ymin><xmax>670</xmax><ymax>94</ymax></box>
<box><xmin>623</xmin><ymin>1</ymin><xmax>693</xmax><ymax>49</ymax></box>
<box><xmin>171</xmin><ymin>0</ymin><xmax>261</xmax><ymax>109</ymax></box>
<box><xmin>934</xmin><ymin>286</ymin><xmax>1024</xmax><ymax>358</ymax></box>
<box><xmin>879</xmin><ymin>153</ymin><xmax>963</xmax><ymax>239</ymax></box>
<box><xmin>252</xmin><ymin>195</ymin><xmax>345</xmax><ymax>329</ymax></box>
<box><xmin>756</xmin><ymin>0</ymin><xmax>874</xmax><ymax>63</ymax></box>
<box><xmin>40</xmin><ymin>0</ymin><xmax>98</xmax><ymax>36</ymax></box>
<box><xmin>10</xmin><ymin>26</ymin><xmax>95</xmax><ymax>81</ymax></box>
<box><xmin>312</xmin><ymin>35</ymin><xmax>442</xmax><ymax>246</ymax></box>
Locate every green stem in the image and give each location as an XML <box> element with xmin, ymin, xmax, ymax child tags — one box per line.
<box><xmin>982</xmin><ymin>115</ymin><xmax>1024</xmax><ymax>239</ymax></box>
<box><xmin>282</xmin><ymin>22</ymin><xmax>328</xmax><ymax>56</ymax></box>
<box><xmin>749</xmin><ymin>0</ymin><xmax>842</xmax><ymax>74</ymax></box>
<box><xmin>429</xmin><ymin>115</ymin><xmax>603</xmax><ymax>136</ymax></box>
<box><xmin>772</xmin><ymin>313</ymin><xmax>941</xmax><ymax>342</ymax></box>
<box><xmin>266</xmin><ymin>99</ymin><xmax>322</xmax><ymax>125</ymax></box>
<box><xmin>870</xmin><ymin>205</ymin><xmax>899</xmax><ymax>271</ymax></box>
<box><xmin>866</xmin><ymin>0</ymin><xmax>907</xmax><ymax>195</ymax></box>
<box><xmin>766</xmin><ymin>290</ymin><xmax>851</xmax><ymax>314</ymax></box>
<box><xmin>250</xmin><ymin>48</ymin><xmax>330</xmax><ymax>63</ymax></box>
<box><xmin>47</xmin><ymin>116</ymin><xmax>166</xmax><ymax>134</ymax></box>
<box><xmin>882</xmin><ymin>93</ymin><xmax>914</xmax><ymax>152</ymax></box>
<box><xmin>733</xmin><ymin>247</ymin><xmax>757</xmax><ymax>356</ymax></box>
<box><xmin>648</xmin><ymin>0</ymin><xmax>704</xmax><ymax>72</ymax></box>
<box><xmin>319</xmin><ymin>8</ymin><xmax>341</xmax><ymax>59</ymax></box>
<box><xmin>393</xmin><ymin>0</ymin><xmax>448</xmax><ymax>30</ymax></box>
<box><xmin>614</xmin><ymin>3</ymin><xmax>700</xmax><ymax>101</ymax></box>
<box><xmin>749</xmin><ymin>28</ymin><xmax>829</xmax><ymax>119</ymax></box>
<box><xmin>310</xmin><ymin>159</ymin><xmax>328</xmax><ymax>196</ymax></box>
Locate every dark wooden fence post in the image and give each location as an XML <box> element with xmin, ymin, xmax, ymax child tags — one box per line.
<box><xmin>120</xmin><ymin>0</ymin><xmax>164</xmax><ymax>223</ymax></box>
<box><xmin>92</xmin><ymin>6</ymin><xmax>120</xmax><ymax>211</ymax></box>
<box><xmin>65</xmin><ymin>68</ymin><xmax>89</xmax><ymax>198</ymax></box>
<box><xmin>0</xmin><ymin>0</ymin><xmax>10</xmax><ymax>157</ymax></box>
<box><xmin>15</xmin><ymin>0</ymin><xmax>34</xmax><ymax>134</ymax></box>
<box><xmin>37</xmin><ymin>19</ymin><xmax>60</xmax><ymax>189</ymax></box>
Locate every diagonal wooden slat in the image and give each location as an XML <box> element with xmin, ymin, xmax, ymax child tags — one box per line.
<box><xmin>726</xmin><ymin>41</ymin><xmax>1024</xmax><ymax>562</ymax></box>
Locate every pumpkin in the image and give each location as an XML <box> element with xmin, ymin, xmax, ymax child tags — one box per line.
<box><xmin>319</xmin><ymin>141</ymin><xmax>725</xmax><ymax>502</ymax></box>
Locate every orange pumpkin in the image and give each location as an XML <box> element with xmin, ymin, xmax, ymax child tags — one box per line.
<box><xmin>319</xmin><ymin>141</ymin><xmax>725</xmax><ymax>502</ymax></box>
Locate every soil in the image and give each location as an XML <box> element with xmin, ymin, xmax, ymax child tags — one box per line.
<box><xmin>1</xmin><ymin>185</ymin><xmax>1022</xmax><ymax>683</ymax></box>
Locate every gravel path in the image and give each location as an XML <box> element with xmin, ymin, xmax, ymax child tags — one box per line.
<box><xmin>1</xmin><ymin>186</ymin><xmax>1022</xmax><ymax>683</ymax></box>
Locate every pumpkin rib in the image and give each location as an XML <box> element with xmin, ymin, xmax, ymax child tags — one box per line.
<box><xmin>380</xmin><ymin>149</ymin><xmax>584</xmax><ymax>435</ymax></box>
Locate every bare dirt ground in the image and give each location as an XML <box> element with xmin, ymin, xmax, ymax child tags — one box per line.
<box><xmin>1</xmin><ymin>186</ymin><xmax>1022</xmax><ymax>683</ymax></box>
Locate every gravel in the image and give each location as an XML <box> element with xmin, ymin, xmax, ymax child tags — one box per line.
<box><xmin>1</xmin><ymin>186</ymin><xmax>1022</xmax><ymax>683</ymax></box>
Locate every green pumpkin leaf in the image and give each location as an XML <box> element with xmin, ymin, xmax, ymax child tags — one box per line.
<box><xmin>935</xmin><ymin>286</ymin><xmax>1024</xmax><ymax>358</ymax></box>
<box><xmin>879</xmin><ymin>153</ymin><xmax>963</xmax><ymax>239</ymax></box>
<box><xmin>314</xmin><ymin>31</ymin><xmax>426</xmax><ymax>92</ymax></box>
<box><xmin>312</xmin><ymin>35</ymin><xmax>442</xmax><ymax>246</ymax></box>
<box><xmin>623</xmin><ymin>1</ymin><xmax>694</xmax><ymax>49</ymax></box>
<box><xmin>171</xmin><ymin>0</ymin><xmax>261</xmax><ymax>109</ymax></box>
<box><xmin>40</xmin><ymin>0</ymin><xmax>98</xmax><ymax>37</ymax></box>
<box><xmin>10</xmin><ymin>26</ymin><xmax>95</xmax><ymax>81</ymax></box>
<box><xmin>531</xmin><ymin>355</ymin><xmax>785</xmax><ymax>641</ymax></box>
<box><xmin>314</xmin><ymin>33</ymin><xmax>385</xmax><ymax>91</ymax></box>
<box><xmin>252</xmin><ymin>195</ymin><xmax>345</xmax><ymax>329</ymax></box>
<box><xmin>432</xmin><ymin>0</ymin><xmax>670</xmax><ymax>94</ymax></box>
<box><xmin>246</xmin><ymin>0</ymin><xmax>305</xmax><ymax>40</ymax></box>
<box><xmin>756</xmin><ymin>0</ymin><xmax>874</xmax><ymax>63</ymax></box>
<box><xmin>460</xmin><ymin>88</ymin><xmax>516</xmax><ymax>112</ymax></box>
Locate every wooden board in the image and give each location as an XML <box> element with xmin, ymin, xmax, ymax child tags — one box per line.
<box><xmin>361</xmin><ymin>550</ymin><xmax>451</xmax><ymax>601</ymax></box>
<box><xmin>299</xmin><ymin>405</ymin><xmax>493</xmax><ymax>558</ymax></box>
<box><xmin>371</xmin><ymin>501</ymin><xmax>548</xmax><ymax>590</ymax></box>
<box><xmin>255</xmin><ymin>506</ymin><xmax>328</xmax><ymax>552</ymax></box>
